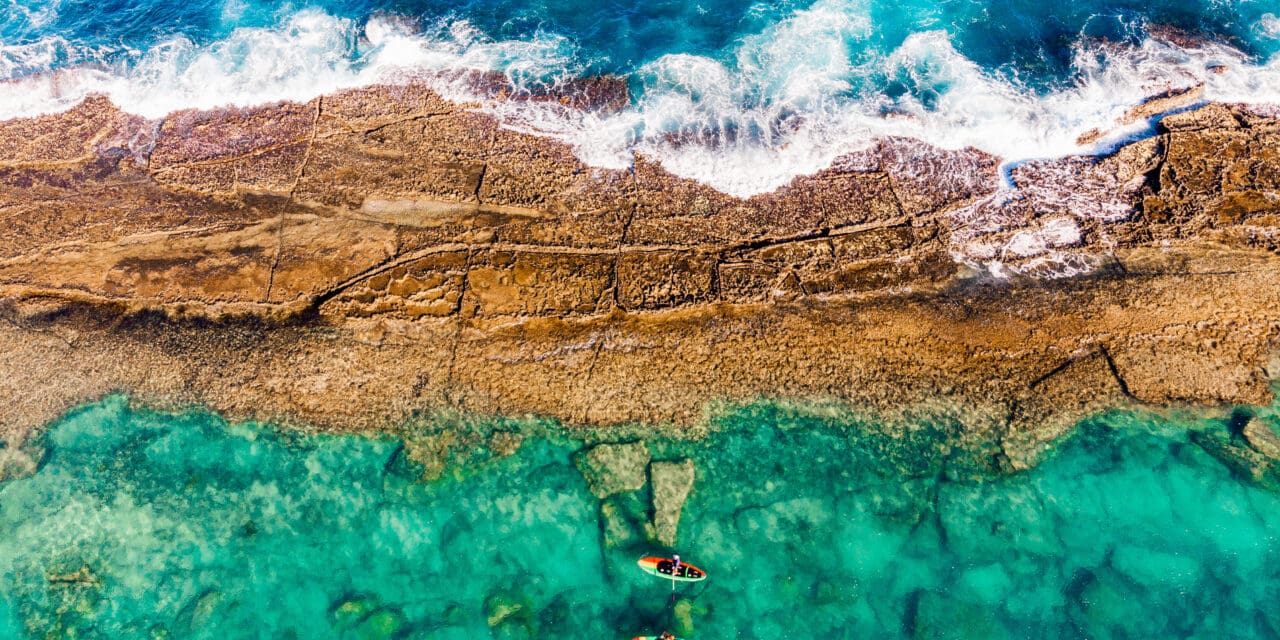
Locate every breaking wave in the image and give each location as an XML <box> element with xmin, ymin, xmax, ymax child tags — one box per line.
<box><xmin>1</xmin><ymin>0</ymin><xmax>1278</xmax><ymax>196</ymax></box>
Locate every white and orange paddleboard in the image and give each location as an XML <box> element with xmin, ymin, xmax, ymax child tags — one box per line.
<box><xmin>636</xmin><ymin>556</ymin><xmax>706</xmax><ymax>582</ymax></box>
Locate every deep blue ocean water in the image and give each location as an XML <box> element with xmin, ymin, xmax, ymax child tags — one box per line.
<box><xmin>3</xmin><ymin>0</ymin><xmax>1278</xmax><ymax>83</ymax></box>
<box><xmin>2</xmin><ymin>396</ymin><xmax>1280</xmax><ymax>638</ymax></box>
<box><xmin>1</xmin><ymin>0</ymin><xmax>1278</xmax><ymax>193</ymax></box>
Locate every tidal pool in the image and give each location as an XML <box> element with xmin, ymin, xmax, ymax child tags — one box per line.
<box><xmin>1</xmin><ymin>396</ymin><xmax>1278</xmax><ymax>638</ymax></box>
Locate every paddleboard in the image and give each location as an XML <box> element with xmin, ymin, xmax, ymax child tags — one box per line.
<box><xmin>637</xmin><ymin>556</ymin><xmax>706</xmax><ymax>582</ymax></box>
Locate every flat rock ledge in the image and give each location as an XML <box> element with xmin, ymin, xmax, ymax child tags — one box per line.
<box><xmin>574</xmin><ymin>442</ymin><xmax>651</xmax><ymax>499</ymax></box>
<box><xmin>1</xmin><ymin>86</ymin><xmax>1279</xmax><ymax>469</ymax></box>
<box><xmin>575</xmin><ymin>443</ymin><xmax>697</xmax><ymax>548</ymax></box>
<box><xmin>648</xmin><ymin>459</ymin><xmax>697</xmax><ymax>547</ymax></box>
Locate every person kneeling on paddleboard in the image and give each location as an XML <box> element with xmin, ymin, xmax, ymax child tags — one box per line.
<box><xmin>659</xmin><ymin>632</ymin><xmax>675</xmax><ymax>640</ymax></box>
<box><xmin>671</xmin><ymin>554</ymin><xmax>681</xmax><ymax>576</ymax></box>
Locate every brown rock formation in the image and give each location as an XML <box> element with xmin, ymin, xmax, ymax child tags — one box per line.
<box><xmin>1121</xmin><ymin>84</ymin><xmax>1205</xmax><ymax>125</ymax></box>
<box><xmin>0</xmin><ymin>85</ymin><xmax>1278</xmax><ymax>466</ymax></box>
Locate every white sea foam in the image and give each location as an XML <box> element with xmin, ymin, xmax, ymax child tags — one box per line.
<box><xmin>1017</xmin><ymin>251</ymin><xmax>1107</xmax><ymax>280</ymax></box>
<box><xmin>609</xmin><ymin>28</ymin><xmax>1280</xmax><ymax>197</ymax></box>
<box><xmin>1003</xmin><ymin>218</ymin><xmax>1083</xmax><ymax>259</ymax></box>
<box><xmin>1260</xmin><ymin>14</ymin><xmax>1280</xmax><ymax>39</ymax></box>
<box><xmin>0</xmin><ymin>3</ymin><xmax>1278</xmax><ymax>199</ymax></box>
<box><xmin>0</xmin><ymin>10</ymin><xmax>579</xmax><ymax>120</ymax></box>
<box><xmin>4</xmin><ymin>0</ymin><xmax>62</xmax><ymax>31</ymax></box>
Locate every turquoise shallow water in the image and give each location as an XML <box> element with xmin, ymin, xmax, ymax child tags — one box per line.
<box><xmin>2</xmin><ymin>397</ymin><xmax>1280</xmax><ymax>638</ymax></box>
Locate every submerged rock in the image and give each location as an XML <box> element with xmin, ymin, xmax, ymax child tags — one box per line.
<box><xmin>573</xmin><ymin>442</ymin><xmax>650</xmax><ymax>499</ymax></box>
<box><xmin>353</xmin><ymin>608</ymin><xmax>409</xmax><ymax>640</ymax></box>
<box><xmin>487</xmin><ymin>431</ymin><xmax>524</xmax><ymax>458</ymax></box>
<box><xmin>671</xmin><ymin>597</ymin><xmax>707</xmax><ymax>637</ymax></box>
<box><xmin>1189</xmin><ymin>429</ymin><xmax>1280</xmax><ymax>492</ymax></box>
<box><xmin>484</xmin><ymin>591</ymin><xmax>534</xmax><ymax>638</ymax></box>
<box><xmin>45</xmin><ymin>564</ymin><xmax>99</xmax><ymax>588</ymax></box>
<box><xmin>403</xmin><ymin>433</ymin><xmax>460</xmax><ymax>482</ymax></box>
<box><xmin>329</xmin><ymin>595</ymin><xmax>409</xmax><ymax>639</ymax></box>
<box><xmin>403</xmin><ymin>429</ymin><xmax>524</xmax><ymax>483</ymax></box>
<box><xmin>647</xmin><ymin>458</ymin><xmax>696</xmax><ymax>547</ymax></box>
<box><xmin>0</xmin><ymin>447</ymin><xmax>38</xmax><ymax>482</ymax></box>
<box><xmin>330</xmin><ymin>593</ymin><xmax>409</xmax><ymax>640</ymax></box>
<box><xmin>937</xmin><ymin>481</ymin><xmax>1054</xmax><ymax>559</ymax></box>
<box><xmin>1110</xmin><ymin>545</ymin><xmax>1201</xmax><ymax>589</ymax></box>
<box><xmin>176</xmin><ymin>590</ymin><xmax>221</xmax><ymax>632</ymax></box>
<box><xmin>331</xmin><ymin>596</ymin><xmax>377</xmax><ymax>629</ymax></box>
<box><xmin>952</xmin><ymin>563</ymin><xmax>1014</xmax><ymax>606</ymax></box>
<box><xmin>1242</xmin><ymin>417</ymin><xmax>1280</xmax><ymax>460</ymax></box>
<box><xmin>908</xmin><ymin>590</ymin><xmax>1005</xmax><ymax>639</ymax></box>
<box><xmin>600</xmin><ymin>492</ymin><xmax>648</xmax><ymax>548</ymax></box>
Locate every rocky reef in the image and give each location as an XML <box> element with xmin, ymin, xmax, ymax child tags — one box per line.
<box><xmin>1</xmin><ymin>85</ymin><xmax>1279</xmax><ymax>465</ymax></box>
<box><xmin>9</xmin><ymin>397</ymin><xmax>1280</xmax><ymax>638</ymax></box>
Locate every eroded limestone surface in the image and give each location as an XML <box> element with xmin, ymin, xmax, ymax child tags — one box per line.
<box><xmin>1</xmin><ymin>85</ymin><xmax>1279</xmax><ymax>463</ymax></box>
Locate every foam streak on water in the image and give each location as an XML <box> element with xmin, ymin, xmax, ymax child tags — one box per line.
<box><xmin>2</xmin><ymin>397</ymin><xmax>1280</xmax><ymax>637</ymax></box>
<box><xmin>0</xmin><ymin>1</ymin><xmax>1278</xmax><ymax>195</ymax></box>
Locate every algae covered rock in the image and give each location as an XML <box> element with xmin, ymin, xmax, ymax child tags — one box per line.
<box><xmin>484</xmin><ymin>590</ymin><xmax>536</xmax><ymax>640</ymax></box>
<box><xmin>353</xmin><ymin>608</ymin><xmax>409</xmax><ymax>640</ymax></box>
<box><xmin>330</xmin><ymin>595</ymin><xmax>376</xmax><ymax>626</ymax></box>
<box><xmin>330</xmin><ymin>595</ymin><xmax>408</xmax><ymax>639</ymax></box>
<box><xmin>647</xmin><ymin>458</ymin><xmax>696</xmax><ymax>547</ymax></box>
<box><xmin>573</xmin><ymin>442</ymin><xmax>650</xmax><ymax>499</ymax></box>
<box><xmin>484</xmin><ymin>591</ymin><xmax>532</xmax><ymax>628</ymax></box>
